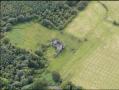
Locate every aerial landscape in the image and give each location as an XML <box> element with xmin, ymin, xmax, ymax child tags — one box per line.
<box><xmin>0</xmin><ymin>1</ymin><xmax>119</xmax><ymax>90</ymax></box>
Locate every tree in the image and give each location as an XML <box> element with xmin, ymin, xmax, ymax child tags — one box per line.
<box><xmin>66</xmin><ymin>1</ymin><xmax>79</xmax><ymax>7</ymax></box>
<box><xmin>27</xmin><ymin>76</ymin><xmax>33</xmax><ymax>84</ymax></box>
<box><xmin>31</xmin><ymin>79</ymin><xmax>48</xmax><ymax>90</ymax></box>
<box><xmin>28</xmin><ymin>60</ymin><xmax>39</xmax><ymax>69</ymax></box>
<box><xmin>0</xmin><ymin>32</ymin><xmax>4</xmax><ymax>39</ymax></box>
<box><xmin>16</xmin><ymin>70</ymin><xmax>24</xmax><ymax>81</ymax></box>
<box><xmin>17</xmin><ymin>15</ymin><xmax>25</xmax><ymax>22</ymax></box>
<box><xmin>61</xmin><ymin>81</ymin><xmax>83</xmax><ymax>90</ymax></box>
<box><xmin>77</xmin><ymin>1</ymin><xmax>89</xmax><ymax>11</ymax></box>
<box><xmin>5</xmin><ymin>23</ymin><xmax>12</xmax><ymax>31</ymax></box>
<box><xmin>2</xmin><ymin>38</ymin><xmax>10</xmax><ymax>44</ymax></box>
<box><xmin>41</xmin><ymin>19</ymin><xmax>54</xmax><ymax>29</ymax></box>
<box><xmin>7</xmin><ymin>18</ymin><xmax>17</xmax><ymax>24</ymax></box>
<box><xmin>35</xmin><ymin>49</ymin><xmax>43</xmax><ymax>56</ymax></box>
<box><xmin>52</xmin><ymin>71</ymin><xmax>62</xmax><ymax>83</ymax></box>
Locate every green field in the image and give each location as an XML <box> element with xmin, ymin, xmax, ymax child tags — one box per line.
<box><xmin>6</xmin><ymin>1</ymin><xmax>119</xmax><ymax>89</ymax></box>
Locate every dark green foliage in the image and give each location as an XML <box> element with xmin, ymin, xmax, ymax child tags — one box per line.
<box><xmin>1</xmin><ymin>1</ymin><xmax>89</xmax><ymax>31</ymax></box>
<box><xmin>66</xmin><ymin>1</ymin><xmax>80</xmax><ymax>7</ymax></box>
<box><xmin>21</xmin><ymin>79</ymin><xmax>48</xmax><ymax>90</ymax></box>
<box><xmin>16</xmin><ymin>70</ymin><xmax>24</xmax><ymax>81</ymax></box>
<box><xmin>17</xmin><ymin>15</ymin><xmax>25</xmax><ymax>22</ymax></box>
<box><xmin>52</xmin><ymin>71</ymin><xmax>62</xmax><ymax>83</ymax></box>
<box><xmin>41</xmin><ymin>19</ymin><xmax>55</xmax><ymax>29</ymax></box>
<box><xmin>7</xmin><ymin>18</ymin><xmax>17</xmax><ymax>25</ymax></box>
<box><xmin>113</xmin><ymin>21</ymin><xmax>119</xmax><ymax>26</ymax></box>
<box><xmin>35</xmin><ymin>49</ymin><xmax>43</xmax><ymax>57</ymax></box>
<box><xmin>0</xmin><ymin>39</ymin><xmax>47</xmax><ymax>89</ymax></box>
<box><xmin>4</xmin><ymin>23</ymin><xmax>12</xmax><ymax>31</ymax></box>
<box><xmin>2</xmin><ymin>38</ymin><xmax>10</xmax><ymax>44</ymax></box>
<box><xmin>27</xmin><ymin>76</ymin><xmax>33</xmax><ymax>84</ymax></box>
<box><xmin>61</xmin><ymin>81</ymin><xmax>83</xmax><ymax>90</ymax></box>
<box><xmin>28</xmin><ymin>60</ymin><xmax>40</xmax><ymax>69</ymax></box>
<box><xmin>31</xmin><ymin>79</ymin><xmax>48</xmax><ymax>90</ymax></box>
<box><xmin>77</xmin><ymin>1</ymin><xmax>89</xmax><ymax>11</ymax></box>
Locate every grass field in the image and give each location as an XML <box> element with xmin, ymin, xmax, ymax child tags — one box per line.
<box><xmin>6</xmin><ymin>1</ymin><xmax>119</xmax><ymax>89</ymax></box>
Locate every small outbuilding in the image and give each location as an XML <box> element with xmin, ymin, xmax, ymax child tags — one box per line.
<box><xmin>51</xmin><ymin>39</ymin><xmax>64</xmax><ymax>56</ymax></box>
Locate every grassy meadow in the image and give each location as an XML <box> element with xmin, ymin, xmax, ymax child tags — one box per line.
<box><xmin>6</xmin><ymin>1</ymin><xmax>119</xmax><ymax>89</ymax></box>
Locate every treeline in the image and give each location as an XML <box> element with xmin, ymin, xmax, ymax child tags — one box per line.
<box><xmin>1</xmin><ymin>1</ymin><xmax>89</xmax><ymax>32</ymax></box>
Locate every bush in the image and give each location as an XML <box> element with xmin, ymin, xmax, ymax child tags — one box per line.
<box><xmin>0</xmin><ymin>42</ymin><xmax>47</xmax><ymax>89</ymax></box>
<box><xmin>28</xmin><ymin>60</ymin><xmax>39</xmax><ymax>69</ymax></box>
<box><xmin>41</xmin><ymin>19</ymin><xmax>54</xmax><ymax>29</ymax></box>
<box><xmin>66</xmin><ymin>1</ymin><xmax>79</xmax><ymax>7</ymax></box>
<box><xmin>2</xmin><ymin>38</ymin><xmax>10</xmax><ymax>44</ymax></box>
<box><xmin>7</xmin><ymin>18</ymin><xmax>17</xmax><ymax>24</ymax></box>
<box><xmin>16</xmin><ymin>70</ymin><xmax>24</xmax><ymax>81</ymax></box>
<box><xmin>52</xmin><ymin>71</ymin><xmax>62</xmax><ymax>83</ymax></box>
<box><xmin>17</xmin><ymin>15</ymin><xmax>25</xmax><ymax>22</ymax></box>
<box><xmin>5</xmin><ymin>23</ymin><xmax>12</xmax><ymax>31</ymax></box>
<box><xmin>21</xmin><ymin>78</ymin><xmax>29</xmax><ymax>86</ymax></box>
<box><xmin>31</xmin><ymin>79</ymin><xmax>48</xmax><ymax>90</ymax></box>
<box><xmin>77</xmin><ymin>1</ymin><xmax>89</xmax><ymax>11</ymax></box>
<box><xmin>61</xmin><ymin>81</ymin><xmax>83</xmax><ymax>90</ymax></box>
<box><xmin>0</xmin><ymin>32</ymin><xmax>4</xmax><ymax>39</ymax></box>
<box><xmin>27</xmin><ymin>76</ymin><xmax>33</xmax><ymax>84</ymax></box>
<box><xmin>35</xmin><ymin>49</ymin><xmax>43</xmax><ymax>56</ymax></box>
<box><xmin>1</xmin><ymin>1</ymin><xmax>89</xmax><ymax>31</ymax></box>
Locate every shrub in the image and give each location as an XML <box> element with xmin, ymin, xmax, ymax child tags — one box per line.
<box><xmin>61</xmin><ymin>81</ymin><xmax>83</xmax><ymax>90</ymax></box>
<box><xmin>0</xmin><ymin>32</ymin><xmax>4</xmax><ymax>39</ymax></box>
<box><xmin>5</xmin><ymin>23</ymin><xmax>12</xmax><ymax>31</ymax></box>
<box><xmin>31</xmin><ymin>79</ymin><xmax>48</xmax><ymax>90</ymax></box>
<box><xmin>7</xmin><ymin>18</ymin><xmax>17</xmax><ymax>24</ymax></box>
<box><xmin>35</xmin><ymin>49</ymin><xmax>43</xmax><ymax>56</ymax></box>
<box><xmin>77</xmin><ymin>1</ymin><xmax>89</xmax><ymax>11</ymax></box>
<box><xmin>16</xmin><ymin>70</ymin><xmax>24</xmax><ymax>81</ymax></box>
<box><xmin>41</xmin><ymin>19</ymin><xmax>54</xmax><ymax>29</ymax></box>
<box><xmin>27</xmin><ymin>76</ymin><xmax>33</xmax><ymax>84</ymax></box>
<box><xmin>2</xmin><ymin>38</ymin><xmax>10</xmax><ymax>44</ymax></box>
<box><xmin>66</xmin><ymin>1</ymin><xmax>79</xmax><ymax>7</ymax></box>
<box><xmin>52</xmin><ymin>71</ymin><xmax>62</xmax><ymax>83</ymax></box>
<box><xmin>28</xmin><ymin>60</ymin><xmax>39</xmax><ymax>69</ymax></box>
<box><xmin>17</xmin><ymin>15</ymin><xmax>25</xmax><ymax>22</ymax></box>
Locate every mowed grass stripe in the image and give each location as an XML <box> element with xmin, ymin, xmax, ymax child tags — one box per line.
<box><xmin>76</xmin><ymin>34</ymin><xmax>119</xmax><ymax>89</ymax></box>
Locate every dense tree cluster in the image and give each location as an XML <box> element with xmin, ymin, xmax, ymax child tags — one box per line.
<box><xmin>1</xmin><ymin>1</ymin><xmax>89</xmax><ymax>31</ymax></box>
<box><xmin>0</xmin><ymin>38</ymin><xmax>47</xmax><ymax>90</ymax></box>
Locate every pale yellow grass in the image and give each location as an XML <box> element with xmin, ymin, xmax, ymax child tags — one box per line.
<box><xmin>61</xmin><ymin>1</ymin><xmax>119</xmax><ymax>89</ymax></box>
<box><xmin>65</xmin><ymin>2</ymin><xmax>106</xmax><ymax>39</ymax></box>
<box><xmin>101</xmin><ymin>1</ymin><xmax>119</xmax><ymax>21</ymax></box>
<box><xmin>74</xmin><ymin>33</ymin><xmax>119</xmax><ymax>89</ymax></box>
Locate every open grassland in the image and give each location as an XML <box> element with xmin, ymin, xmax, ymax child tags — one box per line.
<box><xmin>61</xmin><ymin>1</ymin><xmax>119</xmax><ymax>89</ymax></box>
<box><xmin>102</xmin><ymin>1</ymin><xmax>119</xmax><ymax>21</ymax></box>
<box><xmin>6</xmin><ymin>1</ymin><xmax>119</xmax><ymax>89</ymax></box>
<box><xmin>6</xmin><ymin>22</ymin><xmax>80</xmax><ymax>52</ymax></box>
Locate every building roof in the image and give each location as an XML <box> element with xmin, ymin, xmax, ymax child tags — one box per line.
<box><xmin>51</xmin><ymin>39</ymin><xmax>64</xmax><ymax>55</ymax></box>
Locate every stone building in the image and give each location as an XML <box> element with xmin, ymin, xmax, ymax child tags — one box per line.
<box><xmin>51</xmin><ymin>39</ymin><xmax>64</xmax><ymax>56</ymax></box>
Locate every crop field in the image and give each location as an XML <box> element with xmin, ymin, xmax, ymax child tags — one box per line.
<box><xmin>5</xmin><ymin>1</ymin><xmax>119</xmax><ymax>89</ymax></box>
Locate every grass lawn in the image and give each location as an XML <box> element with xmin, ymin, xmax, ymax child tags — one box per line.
<box><xmin>6</xmin><ymin>21</ymin><xmax>80</xmax><ymax>52</ymax></box>
<box><xmin>6</xmin><ymin>1</ymin><xmax>119</xmax><ymax>89</ymax></box>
